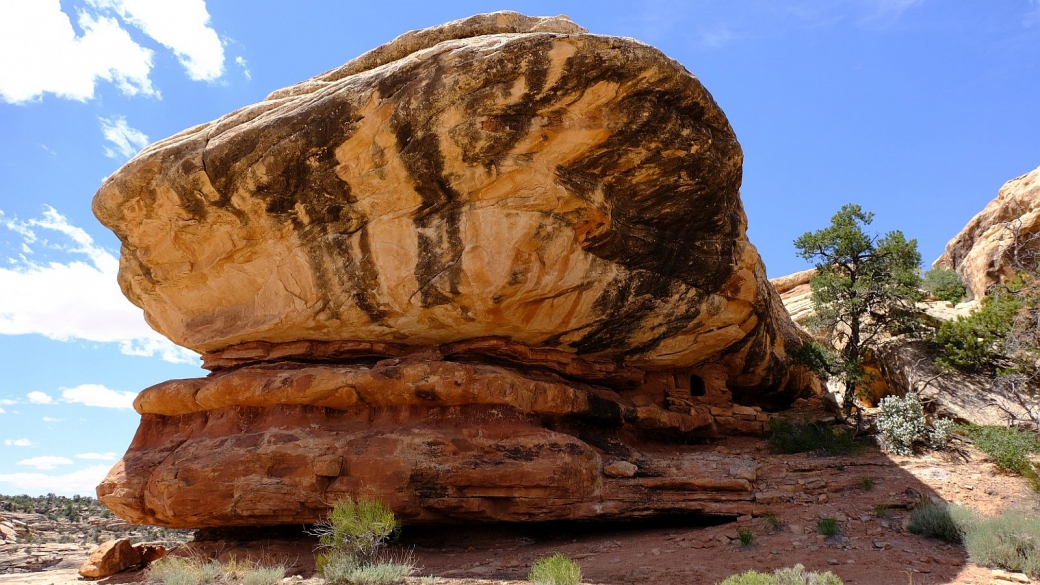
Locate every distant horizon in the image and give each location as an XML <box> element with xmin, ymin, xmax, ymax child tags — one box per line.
<box><xmin>2</xmin><ymin>0</ymin><xmax>1039</xmax><ymax>496</ymax></box>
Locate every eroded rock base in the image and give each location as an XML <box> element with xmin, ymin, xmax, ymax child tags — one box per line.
<box><xmin>99</xmin><ymin>357</ymin><xmax>774</xmax><ymax>528</ymax></box>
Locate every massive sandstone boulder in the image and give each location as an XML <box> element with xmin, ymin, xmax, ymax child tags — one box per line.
<box><xmin>94</xmin><ymin>11</ymin><xmax>815</xmax><ymax>528</ymax></box>
<box><xmin>934</xmin><ymin>164</ymin><xmax>1040</xmax><ymax>299</ymax></box>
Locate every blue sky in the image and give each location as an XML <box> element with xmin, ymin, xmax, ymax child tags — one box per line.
<box><xmin>0</xmin><ymin>0</ymin><xmax>1038</xmax><ymax>496</ymax></box>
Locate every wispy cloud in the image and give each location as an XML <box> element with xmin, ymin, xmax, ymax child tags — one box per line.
<box><xmin>0</xmin><ymin>464</ymin><xmax>111</xmax><ymax>496</ymax></box>
<box><xmin>76</xmin><ymin>452</ymin><xmax>118</xmax><ymax>461</ymax></box>
<box><xmin>855</xmin><ymin>0</ymin><xmax>925</xmax><ymax>27</ymax></box>
<box><xmin>17</xmin><ymin>456</ymin><xmax>73</xmax><ymax>470</ymax></box>
<box><xmin>4</xmin><ymin>439</ymin><xmax>33</xmax><ymax>447</ymax></box>
<box><xmin>698</xmin><ymin>24</ymin><xmax>740</xmax><ymax>48</ymax></box>
<box><xmin>1026</xmin><ymin>0</ymin><xmax>1040</xmax><ymax>27</ymax></box>
<box><xmin>88</xmin><ymin>0</ymin><xmax>225</xmax><ymax>81</ymax></box>
<box><xmin>62</xmin><ymin>384</ymin><xmax>137</xmax><ymax>410</ymax></box>
<box><xmin>0</xmin><ymin>206</ymin><xmax>198</xmax><ymax>364</ymax></box>
<box><xmin>100</xmin><ymin>115</ymin><xmax>149</xmax><ymax>159</ymax></box>
<box><xmin>235</xmin><ymin>55</ymin><xmax>251</xmax><ymax>80</ymax></box>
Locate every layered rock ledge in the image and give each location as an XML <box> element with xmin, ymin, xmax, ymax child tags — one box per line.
<box><xmin>94</xmin><ymin>11</ymin><xmax>815</xmax><ymax>528</ymax></box>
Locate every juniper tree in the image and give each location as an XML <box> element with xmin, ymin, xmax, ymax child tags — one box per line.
<box><xmin>794</xmin><ymin>204</ymin><xmax>923</xmax><ymax>419</ymax></box>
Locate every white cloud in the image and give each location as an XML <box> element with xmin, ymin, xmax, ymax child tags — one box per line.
<box><xmin>4</xmin><ymin>439</ymin><xmax>33</xmax><ymax>447</ymax></box>
<box><xmin>0</xmin><ymin>399</ymin><xmax>17</xmax><ymax>405</ymax></box>
<box><xmin>235</xmin><ymin>55</ymin><xmax>251</xmax><ymax>80</ymax></box>
<box><xmin>27</xmin><ymin>391</ymin><xmax>54</xmax><ymax>405</ymax></box>
<box><xmin>76</xmin><ymin>452</ymin><xmax>118</xmax><ymax>461</ymax></box>
<box><xmin>100</xmin><ymin>116</ymin><xmax>149</xmax><ymax>159</ymax></box>
<box><xmin>0</xmin><ymin>407</ymin><xmax>4</xmax><ymax>414</ymax></box>
<box><xmin>0</xmin><ymin>0</ymin><xmax>155</xmax><ymax>103</ymax></box>
<box><xmin>61</xmin><ymin>384</ymin><xmax>137</xmax><ymax>410</ymax></box>
<box><xmin>89</xmin><ymin>0</ymin><xmax>225</xmax><ymax>81</ymax></box>
<box><xmin>0</xmin><ymin>207</ymin><xmax>198</xmax><ymax>364</ymax></box>
<box><xmin>42</xmin><ymin>417</ymin><xmax>61</xmax><ymax>422</ymax></box>
<box><xmin>17</xmin><ymin>456</ymin><xmax>73</xmax><ymax>470</ymax></box>
<box><xmin>0</xmin><ymin>464</ymin><xmax>111</xmax><ymax>496</ymax></box>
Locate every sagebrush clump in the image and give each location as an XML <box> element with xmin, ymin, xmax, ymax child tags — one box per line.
<box><xmin>875</xmin><ymin>392</ymin><xmax>927</xmax><ymax>455</ymax></box>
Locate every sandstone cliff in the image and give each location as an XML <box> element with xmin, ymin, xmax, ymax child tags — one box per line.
<box><xmin>934</xmin><ymin>164</ymin><xmax>1040</xmax><ymax>299</ymax></box>
<box><xmin>94</xmin><ymin>11</ymin><xmax>815</xmax><ymax>528</ymax></box>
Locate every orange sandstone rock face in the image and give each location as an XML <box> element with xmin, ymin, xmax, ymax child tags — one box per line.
<box><xmin>934</xmin><ymin>164</ymin><xmax>1040</xmax><ymax>299</ymax></box>
<box><xmin>94</xmin><ymin>11</ymin><xmax>815</xmax><ymax>528</ymax></box>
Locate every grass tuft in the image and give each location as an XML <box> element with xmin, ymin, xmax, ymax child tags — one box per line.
<box><xmin>816</xmin><ymin>516</ymin><xmax>840</xmax><ymax>538</ymax></box>
<box><xmin>760</xmin><ymin>511</ymin><xmax>784</xmax><ymax>533</ymax></box>
<box><xmin>907</xmin><ymin>501</ymin><xmax>978</xmax><ymax>544</ymax></box>
<box><xmin>737</xmin><ymin>527</ymin><xmax>755</xmax><ymax>547</ymax></box>
<box><xmin>964</xmin><ymin>511</ymin><xmax>1040</xmax><ymax>578</ymax></box>
<box><xmin>529</xmin><ymin>552</ymin><xmax>582</xmax><ymax>585</ymax></box>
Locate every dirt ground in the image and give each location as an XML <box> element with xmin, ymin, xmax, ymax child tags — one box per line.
<box><xmin>3</xmin><ymin>434</ymin><xmax>1038</xmax><ymax>585</ymax></box>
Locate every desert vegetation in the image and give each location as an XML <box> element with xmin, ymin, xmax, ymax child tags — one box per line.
<box><xmin>312</xmin><ymin>497</ymin><xmax>414</xmax><ymax>585</ymax></box>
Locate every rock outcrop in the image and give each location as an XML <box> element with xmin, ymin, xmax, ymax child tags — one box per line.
<box><xmin>94</xmin><ymin>11</ymin><xmax>815</xmax><ymax>528</ymax></box>
<box><xmin>770</xmin><ymin>269</ymin><xmax>815</xmax><ymax>324</ymax></box>
<box><xmin>78</xmin><ymin>539</ymin><xmax>140</xmax><ymax>578</ymax></box>
<box><xmin>934</xmin><ymin>164</ymin><xmax>1040</xmax><ymax>299</ymax></box>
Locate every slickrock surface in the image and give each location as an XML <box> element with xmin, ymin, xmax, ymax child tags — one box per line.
<box><xmin>770</xmin><ymin>268</ymin><xmax>815</xmax><ymax>324</ymax></box>
<box><xmin>93</xmin><ymin>11</ymin><xmax>817</xmax><ymax>528</ymax></box>
<box><xmin>935</xmin><ymin>164</ymin><xmax>1040</xmax><ymax>299</ymax></box>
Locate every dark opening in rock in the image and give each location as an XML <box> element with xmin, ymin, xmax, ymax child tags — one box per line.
<box><xmin>689</xmin><ymin>374</ymin><xmax>706</xmax><ymax>397</ymax></box>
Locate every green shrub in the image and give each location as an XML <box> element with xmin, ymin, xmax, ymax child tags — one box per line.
<box><xmin>314</xmin><ymin>497</ymin><xmax>413</xmax><ymax>585</ymax></box>
<box><xmin>908</xmin><ymin>502</ymin><xmax>978</xmax><ymax>543</ymax></box>
<box><xmin>873</xmin><ymin>504</ymin><xmax>890</xmax><ymax>518</ymax></box>
<box><xmin>816</xmin><ymin>516</ymin><xmax>840</xmax><ymax>538</ymax></box>
<box><xmin>767</xmin><ymin>419</ymin><xmax>859</xmax><ymax>455</ymax></box>
<box><xmin>858</xmin><ymin>476</ymin><xmax>874</xmax><ymax>491</ymax></box>
<box><xmin>958</xmin><ymin>424</ymin><xmax>1040</xmax><ymax>473</ymax></box>
<box><xmin>964</xmin><ymin>511</ymin><xmax>1040</xmax><ymax>577</ymax></box>
<box><xmin>876</xmin><ymin>392</ymin><xmax>926</xmax><ymax>455</ymax></box>
<box><xmin>528</xmin><ymin>552</ymin><xmax>582</xmax><ymax>585</ymax></box>
<box><xmin>737</xmin><ymin>526</ymin><xmax>754</xmax><ymax>547</ymax></box>
<box><xmin>932</xmin><ymin>294</ymin><xmax>1022</xmax><ymax>372</ymax></box>
<box><xmin>717</xmin><ymin>564</ymin><xmax>843</xmax><ymax>585</ymax></box>
<box><xmin>315</xmin><ymin>497</ymin><xmax>399</xmax><ymax>564</ymax></box>
<box><xmin>922</xmin><ymin>269</ymin><xmax>966</xmax><ymax>303</ymax></box>
<box><xmin>788</xmin><ymin>341</ymin><xmax>839</xmax><ymax>380</ymax></box>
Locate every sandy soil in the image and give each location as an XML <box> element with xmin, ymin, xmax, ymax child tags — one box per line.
<box><xmin>3</xmin><ymin>435</ymin><xmax>1038</xmax><ymax>585</ymax></box>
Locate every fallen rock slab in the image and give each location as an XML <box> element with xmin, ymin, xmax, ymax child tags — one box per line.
<box><xmin>78</xmin><ymin>538</ymin><xmax>140</xmax><ymax>578</ymax></box>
